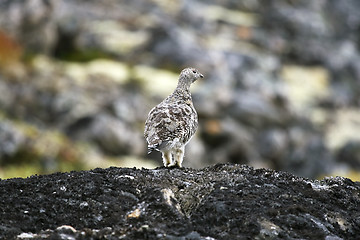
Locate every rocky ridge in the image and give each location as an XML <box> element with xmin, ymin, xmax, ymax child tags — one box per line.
<box><xmin>0</xmin><ymin>164</ymin><xmax>359</xmax><ymax>239</ymax></box>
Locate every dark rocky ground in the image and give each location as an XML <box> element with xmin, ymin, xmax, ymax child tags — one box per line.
<box><xmin>1</xmin><ymin>164</ymin><xmax>359</xmax><ymax>240</ymax></box>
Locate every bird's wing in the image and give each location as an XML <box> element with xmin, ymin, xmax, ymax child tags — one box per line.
<box><xmin>144</xmin><ymin>101</ymin><xmax>197</xmax><ymax>149</ymax></box>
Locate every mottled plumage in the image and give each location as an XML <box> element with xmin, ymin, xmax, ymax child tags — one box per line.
<box><xmin>144</xmin><ymin>67</ymin><xmax>204</xmax><ymax>167</ymax></box>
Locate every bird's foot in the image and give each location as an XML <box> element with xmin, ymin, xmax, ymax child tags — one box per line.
<box><xmin>166</xmin><ymin>162</ymin><xmax>182</xmax><ymax>168</ymax></box>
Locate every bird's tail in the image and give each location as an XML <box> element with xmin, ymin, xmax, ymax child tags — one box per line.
<box><xmin>147</xmin><ymin>144</ymin><xmax>160</xmax><ymax>154</ymax></box>
<box><xmin>147</xmin><ymin>146</ymin><xmax>156</xmax><ymax>154</ymax></box>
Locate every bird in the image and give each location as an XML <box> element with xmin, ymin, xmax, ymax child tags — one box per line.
<box><xmin>144</xmin><ymin>67</ymin><xmax>204</xmax><ymax>167</ymax></box>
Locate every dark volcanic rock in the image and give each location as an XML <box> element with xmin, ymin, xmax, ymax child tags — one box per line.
<box><xmin>0</xmin><ymin>164</ymin><xmax>359</xmax><ymax>239</ymax></box>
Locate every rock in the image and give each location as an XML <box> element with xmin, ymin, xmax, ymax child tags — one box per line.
<box><xmin>285</xmin><ymin>129</ymin><xmax>334</xmax><ymax>178</ymax></box>
<box><xmin>0</xmin><ymin>117</ymin><xmax>91</xmax><ymax>178</ymax></box>
<box><xmin>258</xmin><ymin>128</ymin><xmax>288</xmax><ymax>161</ymax></box>
<box><xmin>0</xmin><ymin>0</ymin><xmax>57</xmax><ymax>54</ymax></box>
<box><xmin>0</xmin><ymin>164</ymin><xmax>359</xmax><ymax>239</ymax></box>
<box><xmin>230</xmin><ymin>90</ymin><xmax>285</xmax><ymax>127</ymax></box>
<box><xmin>200</xmin><ymin>4</ymin><xmax>259</xmax><ymax>27</ymax></box>
<box><xmin>133</xmin><ymin>65</ymin><xmax>179</xmax><ymax>98</ymax></box>
<box><xmin>0</xmin><ymin>121</ymin><xmax>25</xmax><ymax>161</ymax></box>
<box><xmin>280</xmin><ymin>65</ymin><xmax>330</xmax><ymax>111</ymax></box>
<box><xmin>89</xmin><ymin>114</ymin><xmax>145</xmax><ymax>156</ymax></box>
<box><xmin>337</xmin><ymin>141</ymin><xmax>360</xmax><ymax>169</ymax></box>
<box><xmin>325</xmin><ymin>109</ymin><xmax>360</xmax><ymax>151</ymax></box>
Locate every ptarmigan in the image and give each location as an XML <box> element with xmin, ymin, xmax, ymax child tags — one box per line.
<box><xmin>144</xmin><ymin>67</ymin><xmax>204</xmax><ymax>167</ymax></box>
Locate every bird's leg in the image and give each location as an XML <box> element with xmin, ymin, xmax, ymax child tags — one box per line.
<box><xmin>173</xmin><ymin>146</ymin><xmax>185</xmax><ymax>167</ymax></box>
<box><xmin>162</xmin><ymin>151</ymin><xmax>172</xmax><ymax>167</ymax></box>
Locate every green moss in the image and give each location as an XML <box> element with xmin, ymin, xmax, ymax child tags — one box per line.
<box><xmin>0</xmin><ymin>163</ymin><xmax>42</xmax><ymax>179</ymax></box>
<box><xmin>55</xmin><ymin>48</ymin><xmax>112</xmax><ymax>62</ymax></box>
<box><xmin>0</xmin><ymin>160</ymin><xmax>89</xmax><ymax>179</ymax></box>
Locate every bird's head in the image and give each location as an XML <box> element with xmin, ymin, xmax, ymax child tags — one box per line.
<box><xmin>179</xmin><ymin>67</ymin><xmax>204</xmax><ymax>84</ymax></box>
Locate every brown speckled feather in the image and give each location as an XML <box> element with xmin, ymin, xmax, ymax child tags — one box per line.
<box><xmin>144</xmin><ymin>68</ymin><xmax>203</xmax><ymax>167</ymax></box>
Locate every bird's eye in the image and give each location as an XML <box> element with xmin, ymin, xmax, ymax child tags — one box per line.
<box><xmin>192</xmin><ymin>70</ymin><xmax>196</xmax><ymax>74</ymax></box>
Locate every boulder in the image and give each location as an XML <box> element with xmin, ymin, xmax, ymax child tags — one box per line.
<box><xmin>0</xmin><ymin>164</ymin><xmax>359</xmax><ymax>239</ymax></box>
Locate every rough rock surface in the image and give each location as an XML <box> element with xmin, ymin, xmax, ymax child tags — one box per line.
<box><xmin>1</xmin><ymin>164</ymin><xmax>359</xmax><ymax>239</ymax></box>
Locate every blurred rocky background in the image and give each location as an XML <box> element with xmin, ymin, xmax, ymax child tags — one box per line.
<box><xmin>0</xmin><ymin>0</ymin><xmax>360</xmax><ymax>180</ymax></box>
